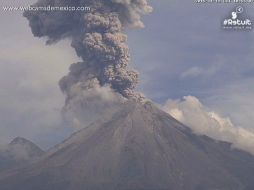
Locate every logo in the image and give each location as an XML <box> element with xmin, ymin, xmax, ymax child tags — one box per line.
<box><xmin>223</xmin><ymin>6</ymin><xmax>252</xmax><ymax>30</ymax></box>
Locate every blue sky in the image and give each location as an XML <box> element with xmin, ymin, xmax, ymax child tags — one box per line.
<box><xmin>129</xmin><ymin>1</ymin><xmax>254</xmax><ymax>130</ymax></box>
<box><xmin>0</xmin><ymin>0</ymin><xmax>254</xmax><ymax>149</ymax></box>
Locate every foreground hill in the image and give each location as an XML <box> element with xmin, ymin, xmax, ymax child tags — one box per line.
<box><xmin>0</xmin><ymin>137</ymin><xmax>44</xmax><ymax>172</ymax></box>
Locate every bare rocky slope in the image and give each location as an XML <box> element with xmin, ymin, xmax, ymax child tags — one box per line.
<box><xmin>0</xmin><ymin>101</ymin><xmax>254</xmax><ymax>190</ymax></box>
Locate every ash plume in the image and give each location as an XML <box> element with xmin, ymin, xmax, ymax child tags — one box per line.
<box><xmin>23</xmin><ymin>0</ymin><xmax>152</xmax><ymax>107</ymax></box>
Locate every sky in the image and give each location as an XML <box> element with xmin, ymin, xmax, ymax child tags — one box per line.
<box><xmin>0</xmin><ymin>0</ymin><xmax>254</xmax><ymax>149</ymax></box>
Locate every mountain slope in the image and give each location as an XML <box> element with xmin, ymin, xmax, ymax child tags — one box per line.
<box><xmin>0</xmin><ymin>101</ymin><xmax>254</xmax><ymax>190</ymax></box>
<box><xmin>0</xmin><ymin>137</ymin><xmax>44</xmax><ymax>172</ymax></box>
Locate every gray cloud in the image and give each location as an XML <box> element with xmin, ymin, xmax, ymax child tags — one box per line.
<box><xmin>24</xmin><ymin>0</ymin><xmax>151</xmax><ymax>101</ymax></box>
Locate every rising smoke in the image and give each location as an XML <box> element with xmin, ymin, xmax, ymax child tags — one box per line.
<box><xmin>24</xmin><ymin>0</ymin><xmax>151</xmax><ymax>100</ymax></box>
<box><xmin>24</xmin><ymin>0</ymin><xmax>151</xmax><ymax>127</ymax></box>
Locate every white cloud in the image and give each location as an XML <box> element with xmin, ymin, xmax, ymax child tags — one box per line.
<box><xmin>163</xmin><ymin>96</ymin><xmax>254</xmax><ymax>155</ymax></box>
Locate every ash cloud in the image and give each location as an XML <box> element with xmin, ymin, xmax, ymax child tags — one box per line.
<box><xmin>24</xmin><ymin>0</ymin><xmax>151</xmax><ymax>101</ymax></box>
<box><xmin>163</xmin><ymin>96</ymin><xmax>254</xmax><ymax>155</ymax></box>
<box><xmin>62</xmin><ymin>79</ymin><xmax>125</xmax><ymax>129</ymax></box>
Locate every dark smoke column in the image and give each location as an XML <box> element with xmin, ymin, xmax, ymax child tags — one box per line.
<box><xmin>24</xmin><ymin>0</ymin><xmax>152</xmax><ymax>104</ymax></box>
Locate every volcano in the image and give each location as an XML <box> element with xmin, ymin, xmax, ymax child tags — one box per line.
<box><xmin>0</xmin><ymin>101</ymin><xmax>254</xmax><ymax>190</ymax></box>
